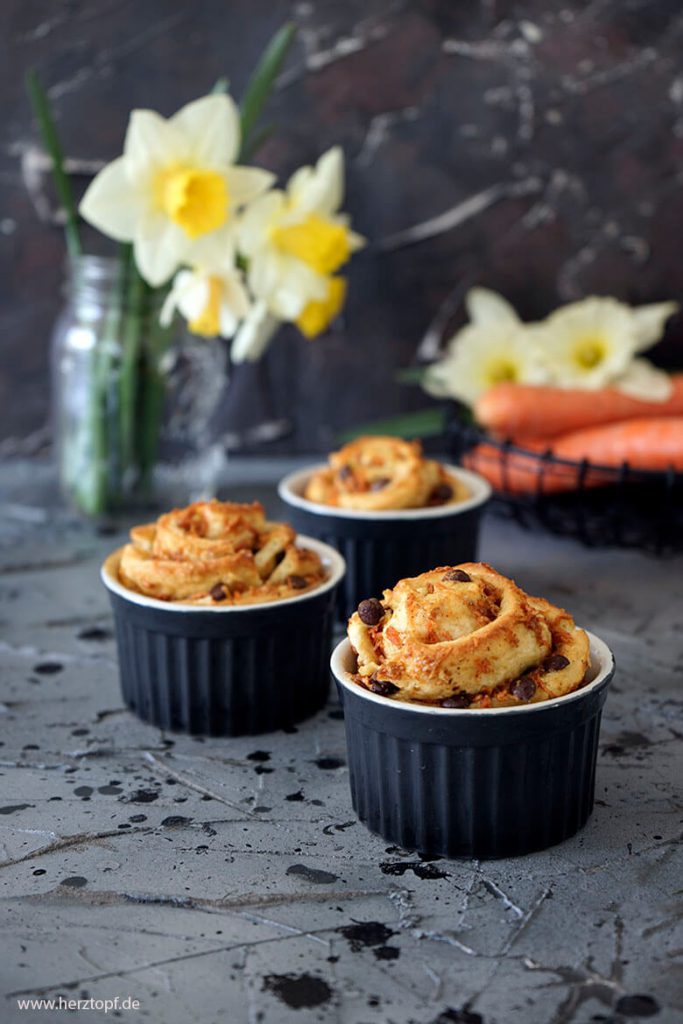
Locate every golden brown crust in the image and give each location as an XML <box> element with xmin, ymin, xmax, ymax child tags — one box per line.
<box><xmin>304</xmin><ymin>435</ymin><xmax>469</xmax><ymax>511</ymax></box>
<box><xmin>348</xmin><ymin>562</ymin><xmax>590</xmax><ymax>707</ymax></box>
<box><xmin>117</xmin><ymin>499</ymin><xmax>326</xmax><ymax>606</ymax></box>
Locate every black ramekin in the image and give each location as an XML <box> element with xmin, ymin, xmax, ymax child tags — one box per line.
<box><xmin>101</xmin><ymin>537</ymin><xmax>345</xmax><ymax>737</ymax></box>
<box><xmin>331</xmin><ymin>633</ymin><xmax>614</xmax><ymax>859</ymax></box>
<box><xmin>278</xmin><ymin>465</ymin><xmax>491</xmax><ymax>620</ymax></box>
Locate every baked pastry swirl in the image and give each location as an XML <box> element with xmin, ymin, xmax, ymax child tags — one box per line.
<box><xmin>348</xmin><ymin>563</ymin><xmax>590</xmax><ymax>707</ymax></box>
<box><xmin>304</xmin><ymin>436</ymin><xmax>469</xmax><ymax>511</ymax></box>
<box><xmin>117</xmin><ymin>499</ymin><xmax>326</xmax><ymax>605</ymax></box>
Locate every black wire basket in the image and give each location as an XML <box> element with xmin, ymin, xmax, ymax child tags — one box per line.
<box><xmin>448</xmin><ymin>417</ymin><xmax>683</xmax><ymax>554</ymax></box>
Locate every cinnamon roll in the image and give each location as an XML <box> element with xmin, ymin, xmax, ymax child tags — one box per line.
<box><xmin>116</xmin><ymin>499</ymin><xmax>327</xmax><ymax>605</ymax></box>
<box><xmin>348</xmin><ymin>563</ymin><xmax>590</xmax><ymax>707</ymax></box>
<box><xmin>304</xmin><ymin>436</ymin><xmax>469</xmax><ymax>511</ymax></box>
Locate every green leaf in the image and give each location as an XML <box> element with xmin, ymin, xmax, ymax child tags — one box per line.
<box><xmin>212</xmin><ymin>76</ymin><xmax>230</xmax><ymax>95</ymax></box>
<box><xmin>238</xmin><ymin>22</ymin><xmax>296</xmax><ymax>160</ymax></box>
<box><xmin>338</xmin><ymin>408</ymin><xmax>448</xmax><ymax>443</ymax></box>
<box><xmin>396</xmin><ymin>366</ymin><xmax>428</xmax><ymax>385</ymax></box>
<box><xmin>25</xmin><ymin>68</ymin><xmax>82</xmax><ymax>260</ymax></box>
<box><xmin>241</xmin><ymin>122</ymin><xmax>274</xmax><ymax>162</ymax></box>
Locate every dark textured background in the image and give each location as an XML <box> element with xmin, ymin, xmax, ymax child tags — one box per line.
<box><xmin>2</xmin><ymin>0</ymin><xmax>683</xmax><ymax>453</ymax></box>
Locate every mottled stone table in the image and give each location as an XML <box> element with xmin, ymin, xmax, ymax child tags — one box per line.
<box><xmin>0</xmin><ymin>459</ymin><xmax>681</xmax><ymax>1024</ymax></box>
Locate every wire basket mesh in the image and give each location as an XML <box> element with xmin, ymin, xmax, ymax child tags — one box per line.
<box><xmin>448</xmin><ymin>417</ymin><xmax>683</xmax><ymax>554</ymax></box>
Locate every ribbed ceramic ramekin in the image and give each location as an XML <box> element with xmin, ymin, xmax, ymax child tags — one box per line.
<box><xmin>331</xmin><ymin>633</ymin><xmax>614</xmax><ymax>859</ymax></box>
<box><xmin>278</xmin><ymin>465</ymin><xmax>491</xmax><ymax>620</ymax></box>
<box><xmin>101</xmin><ymin>537</ymin><xmax>345</xmax><ymax>737</ymax></box>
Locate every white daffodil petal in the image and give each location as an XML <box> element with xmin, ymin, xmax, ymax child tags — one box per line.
<box><xmin>540</xmin><ymin>297</ymin><xmax>637</xmax><ymax>389</ymax></box>
<box><xmin>160</xmin><ymin>288</ymin><xmax>178</xmax><ymax>328</ymax></box>
<box><xmin>424</xmin><ymin>323</ymin><xmax>545</xmax><ymax>406</ymax></box>
<box><xmin>184</xmin><ymin>225</ymin><xmax>237</xmax><ymax>273</ymax></box>
<box><xmin>231</xmin><ymin>301</ymin><xmax>281</xmax><ymax>363</ymax></box>
<box><xmin>134</xmin><ymin>214</ymin><xmax>185</xmax><ymax>287</ymax></box>
<box><xmin>177</xmin><ymin>276</ymin><xmax>211</xmax><ymax>323</ymax></box>
<box><xmin>288</xmin><ymin>146</ymin><xmax>344</xmax><ymax>215</ymax></box>
<box><xmin>79</xmin><ymin>157</ymin><xmax>143</xmax><ymax>241</ymax></box>
<box><xmin>612</xmin><ymin>358</ymin><xmax>674</xmax><ymax>401</ymax></box>
<box><xmin>465</xmin><ymin>287</ymin><xmax>520</xmax><ymax>326</ymax></box>
<box><xmin>226</xmin><ymin>166</ymin><xmax>276</xmax><ymax>209</ymax></box>
<box><xmin>631</xmin><ymin>301</ymin><xmax>678</xmax><ymax>351</ymax></box>
<box><xmin>124</xmin><ymin>109</ymin><xmax>185</xmax><ymax>178</ymax></box>
<box><xmin>237</xmin><ymin>191</ymin><xmax>286</xmax><ymax>256</ymax></box>
<box><xmin>170</xmin><ymin>93</ymin><xmax>241</xmax><ymax>166</ymax></box>
<box><xmin>269</xmin><ymin>257</ymin><xmax>328</xmax><ymax>320</ymax></box>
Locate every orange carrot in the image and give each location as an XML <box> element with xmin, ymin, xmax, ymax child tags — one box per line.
<box><xmin>463</xmin><ymin>442</ymin><xmax>588</xmax><ymax>495</ymax></box>
<box><xmin>475</xmin><ymin>376</ymin><xmax>683</xmax><ymax>439</ymax></box>
<box><xmin>551</xmin><ymin>417</ymin><xmax>683</xmax><ymax>471</ymax></box>
<box><xmin>464</xmin><ymin>417</ymin><xmax>683</xmax><ymax>495</ymax></box>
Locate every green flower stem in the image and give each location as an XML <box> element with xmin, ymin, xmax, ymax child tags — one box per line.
<box><xmin>73</xmin><ymin>289</ymin><xmax>124</xmax><ymax>517</ymax></box>
<box><xmin>25</xmin><ymin>69</ymin><xmax>82</xmax><ymax>262</ymax></box>
<box><xmin>137</xmin><ymin>323</ymin><xmax>169</xmax><ymax>499</ymax></box>
<box><xmin>238</xmin><ymin>22</ymin><xmax>296</xmax><ymax>161</ymax></box>
<box><xmin>119</xmin><ymin>249</ymin><xmax>145</xmax><ymax>476</ymax></box>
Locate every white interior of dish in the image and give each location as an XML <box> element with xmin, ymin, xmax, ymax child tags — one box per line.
<box><xmin>278</xmin><ymin>463</ymin><xmax>492</xmax><ymax>520</ymax></box>
<box><xmin>101</xmin><ymin>535</ymin><xmax>346</xmax><ymax>613</ymax></box>
<box><xmin>331</xmin><ymin>631</ymin><xmax>613</xmax><ymax>716</ymax></box>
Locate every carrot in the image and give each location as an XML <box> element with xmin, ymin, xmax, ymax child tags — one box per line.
<box><xmin>475</xmin><ymin>376</ymin><xmax>683</xmax><ymax>439</ymax></box>
<box><xmin>463</xmin><ymin>417</ymin><xmax>683</xmax><ymax>495</ymax></box>
<box><xmin>551</xmin><ymin>417</ymin><xmax>683</xmax><ymax>471</ymax></box>
<box><xmin>463</xmin><ymin>442</ymin><xmax>590</xmax><ymax>495</ymax></box>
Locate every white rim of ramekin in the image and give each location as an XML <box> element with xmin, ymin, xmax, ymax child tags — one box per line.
<box><xmin>331</xmin><ymin>631</ymin><xmax>613</xmax><ymax>716</ymax></box>
<box><xmin>278</xmin><ymin>463</ymin><xmax>492</xmax><ymax>521</ymax></box>
<box><xmin>101</xmin><ymin>535</ymin><xmax>346</xmax><ymax>614</ymax></box>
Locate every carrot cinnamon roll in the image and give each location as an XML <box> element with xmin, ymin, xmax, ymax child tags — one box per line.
<box><xmin>116</xmin><ymin>499</ymin><xmax>326</xmax><ymax>605</ymax></box>
<box><xmin>304</xmin><ymin>436</ymin><xmax>469</xmax><ymax>511</ymax></box>
<box><xmin>348</xmin><ymin>562</ymin><xmax>590</xmax><ymax>707</ymax></box>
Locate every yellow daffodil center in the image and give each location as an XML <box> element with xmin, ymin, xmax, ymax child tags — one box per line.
<box><xmin>486</xmin><ymin>359</ymin><xmax>519</xmax><ymax>385</ymax></box>
<box><xmin>572</xmin><ymin>336</ymin><xmax>608</xmax><ymax>370</ymax></box>
<box><xmin>189</xmin><ymin>277</ymin><xmax>222</xmax><ymax>337</ymax></box>
<box><xmin>155</xmin><ymin>165</ymin><xmax>228</xmax><ymax>239</ymax></box>
<box><xmin>296</xmin><ymin>277</ymin><xmax>347</xmax><ymax>338</ymax></box>
<box><xmin>272</xmin><ymin>214</ymin><xmax>351</xmax><ymax>275</ymax></box>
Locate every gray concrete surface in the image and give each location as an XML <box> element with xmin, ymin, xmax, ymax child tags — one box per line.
<box><xmin>0</xmin><ymin>458</ymin><xmax>681</xmax><ymax>1024</ymax></box>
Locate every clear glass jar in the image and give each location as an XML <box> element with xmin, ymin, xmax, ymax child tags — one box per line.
<box><xmin>51</xmin><ymin>255</ymin><xmax>227</xmax><ymax>517</ymax></box>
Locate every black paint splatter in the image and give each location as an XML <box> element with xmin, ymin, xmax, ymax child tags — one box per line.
<box><xmin>380</xmin><ymin>860</ymin><xmax>448</xmax><ymax>880</ymax></box>
<box><xmin>285</xmin><ymin>790</ymin><xmax>305</xmax><ymax>802</ymax></box>
<box><xmin>77</xmin><ymin>627</ymin><xmax>112</xmax><ymax>641</ymax></box>
<box><xmin>314</xmin><ymin>756</ymin><xmax>345</xmax><ymax>770</ymax></box>
<box><xmin>431</xmin><ymin>1009</ymin><xmax>483</xmax><ymax>1024</ymax></box>
<box><xmin>123</xmin><ymin>789</ymin><xmax>159</xmax><ymax>804</ymax></box>
<box><xmin>161</xmin><ymin>816</ymin><xmax>193</xmax><ymax>827</ymax></box>
<box><xmin>615</xmin><ymin>994</ymin><xmax>660</xmax><ymax>1017</ymax></box>
<box><xmin>374</xmin><ymin>945</ymin><xmax>400</xmax><ymax>960</ymax></box>
<box><xmin>602</xmin><ymin>732</ymin><xmax>653</xmax><ymax>757</ymax></box>
<box><xmin>263</xmin><ymin>973</ymin><xmax>332</xmax><ymax>1010</ymax></box>
<box><xmin>0</xmin><ymin>804</ymin><xmax>33</xmax><ymax>815</ymax></box>
<box><xmin>287</xmin><ymin>864</ymin><xmax>339</xmax><ymax>885</ymax></box>
<box><xmin>61</xmin><ymin>876</ymin><xmax>88</xmax><ymax>888</ymax></box>
<box><xmin>33</xmin><ymin>662</ymin><xmax>64</xmax><ymax>675</ymax></box>
<box><xmin>339</xmin><ymin>921</ymin><xmax>395</xmax><ymax>951</ymax></box>
<box><xmin>247</xmin><ymin>750</ymin><xmax>271</xmax><ymax>762</ymax></box>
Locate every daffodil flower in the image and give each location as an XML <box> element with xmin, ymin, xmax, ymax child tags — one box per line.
<box><xmin>538</xmin><ymin>297</ymin><xmax>640</xmax><ymax>389</ymax></box>
<box><xmin>79</xmin><ymin>94</ymin><xmax>274</xmax><ymax>286</ymax></box>
<box><xmin>537</xmin><ymin>296</ymin><xmax>677</xmax><ymax>396</ymax></box>
<box><xmin>424</xmin><ymin>287</ymin><xmax>546</xmax><ymax>405</ymax></box>
<box><xmin>425</xmin><ymin>321</ymin><xmax>547</xmax><ymax>406</ymax></box>
<box><xmin>230</xmin><ymin>300</ymin><xmax>282</xmax><ymax>363</ymax></box>
<box><xmin>160</xmin><ymin>265</ymin><xmax>251</xmax><ymax>339</ymax></box>
<box><xmin>237</xmin><ymin>146</ymin><xmax>363</xmax><ymax>323</ymax></box>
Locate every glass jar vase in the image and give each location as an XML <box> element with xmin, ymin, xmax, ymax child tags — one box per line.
<box><xmin>51</xmin><ymin>255</ymin><xmax>228</xmax><ymax>518</ymax></box>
